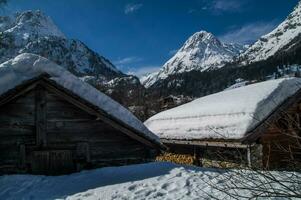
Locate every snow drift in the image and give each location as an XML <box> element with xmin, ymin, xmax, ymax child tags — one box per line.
<box><xmin>0</xmin><ymin>162</ymin><xmax>298</xmax><ymax>200</ymax></box>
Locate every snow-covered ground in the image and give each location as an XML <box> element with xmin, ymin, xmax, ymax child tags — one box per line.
<box><xmin>0</xmin><ymin>162</ymin><xmax>298</xmax><ymax>200</ymax></box>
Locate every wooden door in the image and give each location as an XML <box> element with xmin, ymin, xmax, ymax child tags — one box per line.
<box><xmin>31</xmin><ymin>150</ymin><xmax>75</xmax><ymax>175</ymax></box>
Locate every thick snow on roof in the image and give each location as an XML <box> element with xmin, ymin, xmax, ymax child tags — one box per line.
<box><xmin>145</xmin><ymin>78</ymin><xmax>301</xmax><ymax>140</ymax></box>
<box><xmin>0</xmin><ymin>53</ymin><xmax>161</xmax><ymax>145</ymax></box>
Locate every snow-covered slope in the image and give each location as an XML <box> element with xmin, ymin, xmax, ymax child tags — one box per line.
<box><xmin>145</xmin><ymin>78</ymin><xmax>301</xmax><ymax>140</ymax></box>
<box><xmin>0</xmin><ymin>53</ymin><xmax>161</xmax><ymax>146</ymax></box>
<box><xmin>239</xmin><ymin>1</ymin><xmax>301</xmax><ymax>64</ymax></box>
<box><xmin>0</xmin><ymin>10</ymin><xmax>122</xmax><ymax>83</ymax></box>
<box><xmin>142</xmin><ymin>31</ymin><xmax>244</xmax><ymax>87</ymax></box>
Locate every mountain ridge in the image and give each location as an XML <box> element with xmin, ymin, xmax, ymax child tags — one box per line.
<box><xmin>143</xmin><ymin>1</ymin><xmax>301</xmax><ymax>119</ymax></box>
<box><xmin>141</xmin><ymin>30</ymin><xmax>245</xmax><ymax>88</ymax></box>
<box><xmin>238</xmin><ymin>1</ymin><xmax>301</xmax><ymax>65</ymax></box>
<box><xmin>0</xmin><ymin>10</ymin><xmax>123</xmax><ymax>83</ymax></box>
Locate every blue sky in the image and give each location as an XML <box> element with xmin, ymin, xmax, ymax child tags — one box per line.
<box><xmin>1</xmin><ymin>0</ymin><xmax>299</xmax><ymax>76</ymax></box>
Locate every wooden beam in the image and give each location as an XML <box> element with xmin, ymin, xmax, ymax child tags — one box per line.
<box><xmin>19</xmin><ymin>144</ymin><xmax>26</xmax><ymax>169</ymax></box>
<box><xmin>193</xmin><ymin>146</ymin><xmax>201</xmax><ymax>166</ymax></box>
<box><xmin>0</xmin><ymin>83</ymin><xmax>37</xmax><ymax>108</ymax></box>
<box><xmin>247</xmin><ymin>145</ymin><xmax>251</xmax><ymax>168</ymax></box>
<box><xmin>76</xmin><ymin>143</ymin><xmax>90</xmax><ymax>162</ymax></box>
<box><xmin>0</xmin><ymin>74</ymin><xmax>49</xmax><ymax>108</ymax></box>
<box><xmin>35</xmin><ymin>85</ymin><xmax>47</xmax><ymax>146</ymax></box>
<box><xmin>162</xmin><ymin>139</ymin><xmax>250</xmax><ymax>148</ymax></box>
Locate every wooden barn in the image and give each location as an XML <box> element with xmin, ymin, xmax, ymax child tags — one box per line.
<box><xmin>0</xmin><ymin>53</ymin><xmax>164</xmax><ymax>175</ymax></box>
<box><xmin>145</xmin><ymin>78</ymin><xmax>301</xmax><ymax>170</ymax></box>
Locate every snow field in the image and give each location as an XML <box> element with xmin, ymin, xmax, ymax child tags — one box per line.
<box><xmin>1</xmin><ymin>162</ymin><xmax>298</xmax><ymax>200</ymax></box>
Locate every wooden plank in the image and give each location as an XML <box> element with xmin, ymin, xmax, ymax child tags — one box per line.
<box><xmin>90</xmin><ymin>137</ymin><xmax>140</xmax><ymax>145</ymax></box>
<box><xmin>0</xmin><ymin>116</ymin><xmax>35</xmax><ymax>126</ymax></box>
<box><xmin>46</xmin><ymin>93</ymin><xmax>94</xmax><ymax>120</ymax></box>
<box><xmin>47</xmin><ymin>136</ymin><xmax>138</xmax><ymax>148</ymax></box>
<box><xmin>46</xmin><ymin>134</ymin><xmax>118</xmax><ymax>143</ymax></box>
<box><xmin>47</xmin><ymin>110</ymin><xmax>93</xmax><ymax>120</ymax></box>
<box><xmin>0</xmin><ymin>135</ymin><xmax>35</xmax><ymax>145</ymax></box>
<box><xmin>46</xmin><ymin>120</ymin><xmax>108</xmax><ymax>131</ymax></box>
<box><xmin>0</xmin><ymin>83</ymin><xmax>37</xmax><ymax>108</ymax></box>
<box><xmin>162</xmin><ymin>139</ymin><xmax>249</xmax><ymax>148</ymax></box>
<box><xmin>90</xmin><ymin>157</ymin><xmax>146</xmax><ymax>163</ymax></box>
<box><xmin>7</xmin><ymin>115</ymin><xmax>35</xmax><ymax>128</ymax></box>
<box><xmin>0</xmin><ymin>94</ymin><xmax>36</xmax><ymax>126</ymax></box>
<box><xmin>90</xmin><ymin>145</ymin><xmax>146</xmax><ymax>159</ymax></box>
<box><xmin>46</xmin><ymin>125</ymin><xmax>137</xmax><ymax>142</ymax></box>
<box><xmin>0</xmin><ymin>146</ymin><xmax>19</xmax><ymax>165</ymax></box>
<box><xmin>193</xmin><ymin>146</ymin><xmax>201</xmax><ymax>166</ymax></box>
<box><xmin>41</xmin><ymin>80</ymin><xmax>161</xmax><ymax>150</ymax></box>
<box><xmin>0</xmin><ymin>102</ymin><xmax>35</xmax><ymax>111</ymax></box>
<box><xmin>0</xmin><ymin>125</ymin><xmax>35</xmax><ymax>136</ymax></box>
<box><xmin>76</xmin><ymin>143</ymin><xmax>90</xmax><ymax>162</ymax></box>
<box><xmin>35</xmin><ymin>86</ymin><xmax>47</xmax><ymax>146</ymax></box>
<box><xmin>19</xmin><ymin>144</ymin><xmax>26</xmax><ymax>168</ymax></box>
<box><xmin>247</xmin><ymin>146</ymin><xmax>251</xmax><ymax>168</ymax></box>
<box><xmin>31</xmin><ymin>151</ymin><xmax>49</xmax><ymax>174</ymax></box>
<box><xmin>13</xmin><ymin>92</ymin><xmax>35</xmax><ymax>104</ymax></box>
<box><xmin>42</xmin><ymin>83</ymin><xmax>100</xmax><ymax>117</ymax></box>
<box><xmin>0</xmin><ymin>165</ymin><xmax>20</xmax><ymax>172</ymax></box>
<box><xmin>30</xmin><ymin>150</ymin><xmax>76</xmax><ymax>175</ymax></box>
<box><xmin>26</xmin><ymin>144</ymin><xmax>76</xmax><ymax>151</ymax></box>
<box><xmin>48</xmin><ymin>150</ymin><xmax>75</xmax><ymax>175</ymax></box>
<box><xmin>89</xmin><ymin>143</ymin><xmax>145</xmax><ymax>152</ymax></box>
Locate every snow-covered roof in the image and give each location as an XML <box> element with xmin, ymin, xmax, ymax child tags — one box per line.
<box><xmin>145</xmin><ymin>78</ymin><xmax>301</xmax><ymax>141</ymax></box>
<box><xmin>0</xmin><ymin>53</ymin><xmax>162</xmax><ymax>147</ymax></box>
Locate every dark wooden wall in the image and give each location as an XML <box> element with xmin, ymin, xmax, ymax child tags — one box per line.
<box><xmin>0</xmin><ymin>84</ymin><xmax>156</xmax><ymax>175</ymax></box>
<box><xmin>260</xmin><ymin>100</ymin><xmax>301</xmax><ymax>170</ymax></box>
<box><xmin>0</xmin><ymin>90</ymin><xmax>36</xmax><ymax>174</ymax></box>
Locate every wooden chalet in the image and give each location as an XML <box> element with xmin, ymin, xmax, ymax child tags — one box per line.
<box><xmin>0</xmin><ymin>53</ymin><xmax>164</xmax><ymax>175</ymax></box>
<box><xmin>145</xmin><ymin>78</ymin><xmax>301</xmax><ymax>170</ymax></box>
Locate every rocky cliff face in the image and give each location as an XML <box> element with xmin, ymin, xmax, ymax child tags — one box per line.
<box><xmin>239</xmin><ymin>1</ymin><xmax>301</xmax><ymax>65</ymax></box>
<box><xmin>0</xmin><ymin>10</ymin><xmax>123</xmax><ymax>83</ymax></box>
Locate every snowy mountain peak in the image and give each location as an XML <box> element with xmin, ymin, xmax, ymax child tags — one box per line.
<box><xmin>184</xmin><ymin>31</ymin><xmax>216</xmax><ymax>45</ymax></box>
<box><xmin>141</xmin><ymin>30</ymin><xmax>244</xmax><ymax>87</ymax></box>
<box><xmin>3</xmin><ymin>10</ymin><xmax>65</xmax><ymax>39</ymax></box>
<box><xmin>239</xmin><ymin>1</ymin><xmax>301</xmax><ymax>64</ymax></box>
<box><xmin>179</xmin><ymin>31</ymin><xmax>225</xmax><ymax>53</ymax></box>
<box><xmin>0</xmin><ymin>10</ymin><xmax>123</xmax><ymax>83</ymax></box>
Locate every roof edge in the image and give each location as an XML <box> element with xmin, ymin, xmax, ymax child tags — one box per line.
<box><xmin>0</xmin><ymin>75</ymin><xmax>166</xmax><ymax>150</ymax></box>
